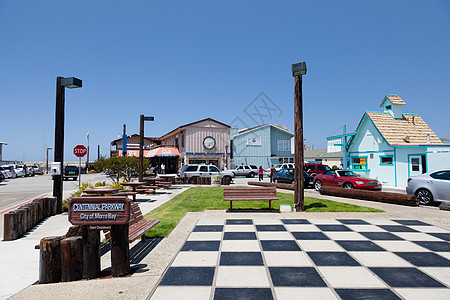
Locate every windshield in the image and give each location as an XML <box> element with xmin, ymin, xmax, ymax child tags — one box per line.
<box><xmin>337</xmin><ymin>170</ymin><xmax>358</xmax><ymax>177</ymax></box>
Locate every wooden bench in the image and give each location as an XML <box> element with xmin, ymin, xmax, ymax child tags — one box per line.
<box><xmin>115</xmin><ymin>191</ymin><xmax>138</xmax><ymax>202</ymax></box>
<box><xmin>223</xmin><ymin>187</ymin><xmax>279</xmax><ymax>212</ymax></box>
<box><xmin>105</xmin><ymin>203</ymin><xmax>159</xmax><ymax>243</ymax></box>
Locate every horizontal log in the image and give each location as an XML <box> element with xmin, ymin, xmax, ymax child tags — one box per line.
<box><xmin>440</xmin><ymin>202</ymin><xmax>450</xmax><ymax>211</ymax></box>
<box><xmin>248</xmin><ymin>181</ymin><xmax>294</xmax><ymax>190</ymax></box>
<box><xmin>319</xmin><ymin>186</ymin><xmax>418</xmax><ymax>206</ymax></box>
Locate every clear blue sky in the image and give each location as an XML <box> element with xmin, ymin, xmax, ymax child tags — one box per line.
<box><xmin>1</xmin><ymin>1</ymin><xmax>449</xmax><ymax>162</ymax></box>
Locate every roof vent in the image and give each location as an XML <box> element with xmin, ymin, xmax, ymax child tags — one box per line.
<box><xmin>427</xmin><ymin>133</ymin><xmax>430</xmax><ymax>144</ymax></box>
<box><xmin>403</xmin><ymin>136</ymin><xmax>411</xmax><ymax>143</ymax></box>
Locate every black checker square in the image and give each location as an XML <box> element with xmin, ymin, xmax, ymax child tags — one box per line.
<box><xmin>181</xmin><ymin>241</ymin><xmax>220</xmax><ymax>251</ymax></box>
<box><xmin>223</xmin><ymin>232</ymin><xmax>257</xmax><ymax>240</ymax></box>
<box><xmin>159</xmin><ymin>267</ymin><xmax>215</xmax><ymax>286</ymax></box>
<box><xmin>193</xmin><ymin>225</ymin><xmax>224</xmax><ymax>232</ymax></box>
<box><xmin>336</xmin><ymin>240</ymin><xmax>386</xmax><ymax>252</ymax></box>
<box><xmin>214</xmin><ymin>288</ymin><xmax>273</xmax><ymax>300</ymax></box>
<box><xmin>392</xmin><ymin>219</ymin><xmax>431</xmax><ymax>226</ymax></box>
<box><xmin>335</xmin><ymin>288</ymin><xmax>402</xmax><ymax>300</ymax></box>
<box><xmin>281</xmin><ymin>219</ymin><xmax>310</xmax><ymax>224</ymax></box>
<box><xmin>292</xmin><ymin>232</ymin><xmax>329</xmax><ymax>240</ymax></box>
<box><xmin>360</xmin><ymin>232</ymin><xmax>403</xmax><ymax>240</ymax></box>
<box><xmin>316</xmin><ymin>224</ymin><xmax>352</xmax><ymax>231</ymax></box>
<box><xmin>394</xmin><ymin>252</ymin><xmax>450</xmax><ymax>267</ymax></box>
<box><xmin>261</xmin><ymin>240</ymin><xmax>301</xmax><ymax>251</ymax></box>
<box><xmin>428</xmin><ymin>232</ymin><xmax>450</xmax><ymax>241</ymax></box>
<box><xmin>255</xmin><ymin>225</ymin><xmax>286</xmax><ymax>231</ymax></box>
<box><xmin>307</xmin><ymin>251</ymin><xmax>361</xmax><ymax>266</ymax></box>
<box><xmin>226</xmin><ymin>219</ymin><xmax>253</xmax><ymax>225</ymax></box>
<box><xmin>337</xmin><ymin>219</ymin><xmax>370</xmax><ymax>225</ymax></box>
<box><xmin>220</xmin><ymin>252</ymin><xmax>264</xmax><ymax>266</ymax></box>
<box><xmin>369</xmin><ymin>267</ymin><xmax>446</xmax><ymax>288</ymax></box>
<box><xmin>413</xmin><ymin>241</ymin><xmax>450</xmax><ymax>252</ymax></box>
<box><xmin>269</xmin><ymin>267</ymin><xmax>327</xmax><ymax>287</ymax></box>
<box><xmin>377</xmin><ymin>225</ymin><xmax>418</xmax><ymax>232</ymax></box>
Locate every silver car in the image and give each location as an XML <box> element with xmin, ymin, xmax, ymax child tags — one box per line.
<box><xmin>406</xmin><ymin>170</ymin><xmax>450</xmax><ymax>205</ymax></box>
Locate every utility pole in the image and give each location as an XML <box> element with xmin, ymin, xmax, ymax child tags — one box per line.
<box><xmin>292</xmin><ymin>62</ymin><xmax>307</xmax><ymax>212</ymax></box>
<box><xmin>46</xmin><ymin>147</ymin><xmax>52</xmax><ymax>174</ymax></box>
<box><xmin>139</xmin><ymin>115</ymin><xmax>154</xmax><ymax>181</ymax></box>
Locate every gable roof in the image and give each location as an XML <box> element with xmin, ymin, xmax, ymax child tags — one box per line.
<box><xmin>235</xmin><ymin>124</ymin><xmax>293</xmax><ymax>137</ymax></box>
<box><xmin>159</xmin><ymin>118</ymin><xmax>230</xmax><ymax>140</ymax></box>
<box><xmin>365</xmin><ymin>112</ymin><xmax>442</xmax><ymax>145</ymax></box>
<box><xmin>380</xmin><ymin>94</ymin><xmax>406</xmax><ymax>107</ymax></box>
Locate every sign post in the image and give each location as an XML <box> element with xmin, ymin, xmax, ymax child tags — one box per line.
<box><xmin>74</xmin><ymin>145</ymin><xmax>87</xmax><ymax>186</ymax></box>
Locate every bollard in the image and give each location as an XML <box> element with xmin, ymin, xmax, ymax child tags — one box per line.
<box><xmin>42</xmin><ymin>198</ymin><xmax>50</xmax><ymax>218</ymax></box>
<box><xmin>17</xmin><ymin>208</ymin><xmax>27</xmax><ymax>237</ymax></box>
<box><xmin>39</xmin><ymin>236</ymin><xmax>64</xmax><ymax>284</ymax></box>
<box><xmin>23</xmin><ymin>205</ymin><xmax>32</xmax><ymax>232</ymax></box>
<box><xmin>110</xmin><ymin>225</ymin><xmax>131</xmax><ymax>277</ymax></box>
<box><xmin>48</xmin><ymin>197</ymin><xmax>57</xmax><ymax>216</ymax></box>
<box><xmin>36</xmin><ymin>199</ymin><xmax>44</xmax><ymax>223</ymax></box>
<box><xmin>61</xmin><ymin>236</ymin><xmax>83</xmax><ymax>282</ymax></box>
<box><xmin>30</xmin><ymin>202</ymin><xmax>39</xmax><ymax>228</ymax></box>
<box><xmin>82</xmin><ymin>226</ymin><xmax>101</xmax><ymax>279</ymax></box>
<box><xmin>3</xmin><ymin>211</ymin><xmax>19</xmax><ymax>241</ymax></box>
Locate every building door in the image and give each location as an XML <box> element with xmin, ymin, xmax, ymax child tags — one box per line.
<box><xmin>409</xmin><ymin>155</ymin><xmax>423</xmax><ymax>177</ymax></box>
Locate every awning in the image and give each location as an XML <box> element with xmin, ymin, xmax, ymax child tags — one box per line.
<box><xmin>146</xmin><ymin>147</ymin><xmax>180</xmax><ymax>158</ymax></box>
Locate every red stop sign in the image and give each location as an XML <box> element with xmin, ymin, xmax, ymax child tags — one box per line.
<box><xmin>73</xmin><ymin>145</ymin><xmax>87</xmax><ymax>157</ymax></box>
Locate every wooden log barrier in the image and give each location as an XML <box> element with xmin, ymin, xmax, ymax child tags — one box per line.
<box><xmin>3</xmin><ymin>211</ymin><xmax>19</xmax><ymax>241</ymax></box>
<box><xmin>42</xmin><ymin>197</ymin><xmax>50</xmax><ymax>218</ymax></box>
<box><xmin>110</xmin><ymin>224</ymin><xmax>131</xmax><ymax>277</ymax></box>
<box><xmin>36</xmin><ymin>199</ymin><xmax>44</xmax><ymax>223</ymax></box>
<box><xmin>29</xmin><ymin>202</ymin><xmax>38</xmax><ymax>229</ymax></box>
<box><xmin>82</xmin><ymin>225</ymin><xmax>100</xmax><ymax>279</ymax></box>
<box><xmin>60</xmin><ymin>236</ymin><xmax>83</xmax><ymax>282</ymax></box>
<box><xmin>48</xmin><ymin>197</ymin><xmax>58</xmax><ymax>216</ymax></box>
<box><xmin>17</xmin><ymin>208</ymin><xmax>26</xmax><ymax>237</ymax></box>
<box><xmin>39</xmin><ymin>236</ymin><xmax>64</xmax><ymax>284</ymax></box>
<box><xmin>319</xmin><ymin>186</ymin><xmax>419</xmax><ymax>206</ymax></box>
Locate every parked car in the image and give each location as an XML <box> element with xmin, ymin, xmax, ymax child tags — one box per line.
<box><xmin>1</xmin><ymin>165</ymin><xmax>17</xmax><ymax>178</ymax></box>
<box><xmin>406</xmin><ymin>170</ymin><xmax>450</xmax><ymax>205</ymax></box>
<box><xmin>63</xmin><ymin>166</ymin><xmax>79</xmax><ymax>181</ymax></box>
<box><xmin>180</xmin><ymin>164</ymin><xmax>234</xmax><ymax>182</ymax></box>
<box><xmin>13</xmin><ymin>165</ymin><xmax>26</xmax><ymax>177</ymax></box>
<box><xmin>273</xmin><ymin>168</ymin><xmax>315</xmax><ymax>188</ymax></box>
<box><xmin>232</xmin><ymin>165</ymin><xmax>258</xmax><ymax>177</ymax></box>
<box><xmin>30</xmin><ymin>165</ymin><xmax>43</xmax><ymax>175</ymax></box>
<box><xmin>314</xmin><ymin>170</ymin><xmax>382</xmax><ymax>191</ymax></box>
<box><xmin>274</xmin><ymin>163</ymin><xmax>295</xmax><ymax>172</ymax></box>
<box><xmin>306</xmin><ymin>163</ymin><xmax>331</xmax><ymax>176</ymax></box>
<box><xmin>0</xmin><ymin>166</ymin><xmax>13</xmax><ymax>179</ymax></box>
<box><xmin>0</xmin><ymin>171</ymin><xmax>5</xmax><ymax>183</ymax></box>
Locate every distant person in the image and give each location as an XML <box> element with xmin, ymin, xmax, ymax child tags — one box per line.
<box><xmin>270</xmin><ymin>164</ymin><xmax>276</xmax><ymax>183</ymax></box>
<box><xmin>258</xmin><ymin>166</ymin><xmax>267</xmax><ymax>181</ymax></box>
<box><xmin>161</xmin><ymin>163</ymin><xmax>166</xmax><ymax>174</ymax></box>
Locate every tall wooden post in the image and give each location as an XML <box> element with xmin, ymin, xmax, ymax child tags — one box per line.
<box><xmin>294</xmin><ymin>75</ymin><xmax>305</xmax><ymax>212</ymax></box>
<box><xmin>139</xmin><ymin>115</ymin><xmax>144</xmax><ymax>182</ymax></box>
<box><xmin>110</xmin><ymin>225</ymin><xmax>130</xmax><ymax>277</ymax></box>
<box><xmin>53</xmin><ymin>77</ymin><xmax>64</xmax><ymax>214</ymax></box>
<box><xmin>82</xmin><ymin>226</ymin><xmax>100</xmax><ymax>279</ymax></box>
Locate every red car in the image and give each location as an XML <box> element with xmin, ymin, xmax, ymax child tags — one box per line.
<box><xmin>314</xmin><ymin>170</ymin><xmax>382</xmax><ymax>191</ymax></box>
<box><xmin>306</xmin><ymin>163</ymin><xmax>331</xmax><ymax>175</ymax></box>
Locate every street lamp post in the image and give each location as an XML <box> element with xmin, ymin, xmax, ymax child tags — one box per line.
<box><xmin>86</xmin><ymin>132</ymin><xmax>90</xmax><ymax>172</ymax></box>
<box><xmin>225</xmin><ymin>145</ymin><xmax>229</xmax><ymax>169</ymax></box>
<box><xmin>139</xmin><ymin>115</ymin><xmax>154</xmax><ymax>182</ymax></box>
<box><xmin>46</xmin><ymin>147</ymin><xmax>52</xmax><ymax>174</ymax></box>
<box><xmin>292</xmin><ymin>62</ymin><xmax>307</xmax><ymax>212</ymax></box>
<box><xmin>53</xmin><ymin>76</ymin><xmax>82</xmax><ymax>214</ymax></box>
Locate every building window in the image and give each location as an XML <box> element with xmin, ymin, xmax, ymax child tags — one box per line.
<box><xmin>380</xmin><ymin>155</ymin><xmax>393</xmax><ymax>165</ymax></box>
<box><xmin>352</xmin><ymin>157</ymin><xmax>367</xmax><ymax>170</ymax></box>
<box><xmin>386</xmin><ymin>105</ymin><xmax>392</xmax><ymax>110</ymax></box>
<box><xmin>278</xmin><ymin>140</ymin><xmax>290</xmax><ymax>151</ymax></box>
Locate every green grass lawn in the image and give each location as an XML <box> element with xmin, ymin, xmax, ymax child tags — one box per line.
<box><xmin>144</xmin><ymin>187</ymin><xmax>383</xmax><ymax>238</ymax></box>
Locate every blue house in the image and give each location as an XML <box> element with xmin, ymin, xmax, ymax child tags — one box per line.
<box><xmin>347</xmin><ymin>94</ymin><xmax>450</xmax><ymax>187</ymax></box>
<box><xmin>231</xmin><ymin>124</ymin><xmax>294</xmax><ymax>169</ymax></box>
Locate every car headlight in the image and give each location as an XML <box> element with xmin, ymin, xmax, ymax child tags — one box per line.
<box><xmin>356</xmin><ymin>181</ymin><xmax>365</xmax><ymax>185</ymax></box>
<box><xmin>377</xmin><ymin>180</ymin><xmax>381</xmax><ymax>185</ymax></box>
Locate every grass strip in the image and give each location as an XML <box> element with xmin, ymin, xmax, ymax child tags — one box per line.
<box><xmin>145</xmin><ymin>187</ymin><xmax>383</xmax><ymax>238</ymax></box>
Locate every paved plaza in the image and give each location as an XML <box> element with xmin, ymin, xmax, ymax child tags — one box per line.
<box><xmin>151</xmin><ymin>214</ymin><xmax>450</xmax><ymax>300</ymax></box>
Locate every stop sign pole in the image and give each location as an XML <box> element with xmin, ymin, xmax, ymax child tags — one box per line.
<box><xmin>74</xmin><ymin>145</ymin><xmax>87</xmax><ymax>187</ymax></box>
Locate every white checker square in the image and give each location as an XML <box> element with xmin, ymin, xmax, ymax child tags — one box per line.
<box><xmin>275</xmin><ymin>287</ymin><xmax>338</xmax><ymax>300</ymax></box>
<box><xmin>297</xmin><ymin>240</ymin><xmax>344</xmax><ymax>252</ymax></box>
<box><xmin>263</xmin><ymin>251</ymin><xmax>313</xmax><ymax>267</ymax></box>
<box><xmin>221</xmin><ymin>240</ymin><xmax>261</xmax><ymax>252</ymax></box>
<box><xmin>257</xmin><ymin>232</ymin><xmax>294</xmax><ymax>240</ymax></box>
<box><xmin>324</xmin><ymin>231</ymin><xmax>369</xmax><ymax>241</ymax></box>
<box><xmin>171</xmin><ymin>251</ymin><xmax>219</xmax><ymax>267</ymax></box>
<box><xmin>350</xmin><ymin>251</ymin><xmax>413</xmax><ymax>267</ymax></box>
<box><xmin>223</xmin><ymin>225</ymin><xmax>255</xmax><ymax>232</ymax></box>
<box><xmin>252</xmin><ymin>219</ymin><xmax>283</xmax><ymax>225</ymax></box>
<box><xmin>392</xmin><ymin>232</ymin><xmax>444</xmax><ymax>241</ymax></box>
<box><xmin>410</xmin><ymin>226</ymin><xmax>450</xmax><ymax>233</ymax></box>
<box><xmin>318</xmin><ymin>266</ymin><xmax>387</xmax><ymax>288</ymax></box>
<box><xmin>284</xmin><ymin>224</ymin><xmax>319</xmax><ymax>232</ymax></box>
<box><xmin>151</xmin><ymin>286</ymin><xmax>211</xmax><ymax>300</ymax></box>
<box><xmin>187</xmin><ymin>232</ymin><xmax>222</xmax><ymax>241</ymax></box>
<box><xmin>373</xmin><ymin>241</ymin><xmax>430</xmax><ymax>252</ymax></box>
<box><xmin>216</xmin><ymin>266</ymin><xmax>270</xmax><ymax>287</ymax></box>
<box><xmin>196</xmin><ymin>218</ymin><xmax>224</xmax><ymax>225</ymax></box>
<box><xmin>346</xmin><ymin>224</ymin><xmax>387</xmax><ymax>232</ymax></box>
<box><xmin>420</xmin><ymin>267</ymin><xmax>450</xmax><ymax>287</ymax></box>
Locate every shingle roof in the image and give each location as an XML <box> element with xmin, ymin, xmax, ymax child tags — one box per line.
<box><xmin>238</xmin><ymin>124</ymin><xmax>292</xmax><ymax>135</ymax></box>
<box><xmin>366</xmin><ymin>112</ymin><xmax>442</xmax><ymax>145</ymax></box>
<box><xmin>380</xmin><ymin>94</ymin><xmax>406</xmax><ymax>107</ymax></box>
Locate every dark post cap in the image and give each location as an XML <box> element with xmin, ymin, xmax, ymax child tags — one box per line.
<box><xmin>292</xmin><ymin>62</ymin><xmax>307</xmax><ymax>77</ymax></box>
<box><xmin>61</xmin><ymin>77</ymin><xmax>82</xmax><ymax>88</ymax></box>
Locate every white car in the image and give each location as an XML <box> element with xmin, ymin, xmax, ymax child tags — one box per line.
<box><xmin>180</xmin><ymin>164</ymin><xmax>234</xmax><ymax>182</ymax></box>
<box><xmin>1</xmin><ymin>165</ymin><xmax>17</xmax><ymax>178</ymax></box>
<box><xmin>274</xmin><ymin>163</ymin><xmax>295</xmax><ymax>172</ymax></box>
<box><xmin>13</xmin><ymin>165</ymin><xmax>26</xmax><ymax>177</ymax></box>
<box><xmin>233</xmin><ymin>165</ymin><xmax>258</xmax><ymax>178</ymax></box>
<box><xmin>0</xmin><ymin>166</ymin><xmax>14</xmax><ymax>179</ymax></box>
<box><xmin>406</xmin><ymin>170</ymin><xmax>450</xmax><ymax>205</ymax></box>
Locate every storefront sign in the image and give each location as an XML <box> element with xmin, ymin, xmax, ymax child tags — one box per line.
<box><xmin>247</xmin><ymin>137</ymin><xmax>262</xmax><ymax>146</ymax></box>
<box><xmin>68</xmin><ymin>196</ymin><xmax>130</xmax><ymax>226</ymax></box>
<box><xmin>327</xmin><ymin>138</ymin><xmax>342</xmax><ymax>153</ymax></box>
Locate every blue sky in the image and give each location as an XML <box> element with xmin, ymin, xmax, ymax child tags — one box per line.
<box><xmin>1</xmin><ymin>1</ymin><xmax>449</xmax><ymax>162</ymax></box>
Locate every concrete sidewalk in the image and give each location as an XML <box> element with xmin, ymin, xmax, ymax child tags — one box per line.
<box><xmin>0</xmin><ymin>185</ymin><xmax>190</xmax><ymax>300</ymax></box>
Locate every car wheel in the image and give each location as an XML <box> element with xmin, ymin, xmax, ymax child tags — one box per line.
<box><xmin>344</xmin><ymin>183</ymin><xmax>354</xmax><ymax>189</ymax></box>
<box><xmin>249</xmin><ymin>172</ymin><xmax>255</xmax><ymax>178</ymax></box>
<box><xmin>415</xmin><ymin>189</ymin><xmax>434</xmax><ymax>205</ymax></box>
<box><xmin>314</xmin><ymin>180</ymin><xmax>322</xmax><ymax>191</ymax></box>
